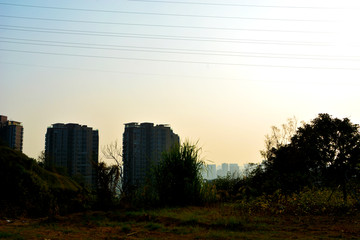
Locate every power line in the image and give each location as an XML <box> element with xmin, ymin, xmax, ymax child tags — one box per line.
<box><xmin>0</xmin><ymin>15</ymin><xmax>330</xmax><ymax>33</ymax></box>
<box><xmin>0</xmin><ymin>24</ymin><xmax>330</xmax><ymax>46</ymax></box>
<box><xmin>0</xmin><ymin>37</ymin><xmax>347</xmax><ymax>58</ymax></box>
<box><xmin>128</xmin><ymin>0</ymin><xmax>342</xmax><ymax>9</ymax></box>
<box><xmin>0</xmin><ymin>2</ymin><xmax>331</xmax><ymax>21</ymax></box>
<box><xmin>0</xmin><ymin>60</ymin><xmax>252</xmax><ymax>82</ymax></box>
<box><xmin>1</xmin><ymin>61</ymin><xmax>359</xmax><ymax>86</ymax></box>
<box><xmin>1</xmin><ymin>37</ymin><xmax>359</xmax><ymax>61</ymax></box>
<box><xmin>1</xmin><ymin>48</ymin><xmax>359</xmax><ymax>70</ymax></box>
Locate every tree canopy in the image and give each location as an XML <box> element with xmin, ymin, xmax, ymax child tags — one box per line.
<box><xmin>261</xmin><ymin>114</ymin><xmax>360</xmax><ymax>200</ymax></box>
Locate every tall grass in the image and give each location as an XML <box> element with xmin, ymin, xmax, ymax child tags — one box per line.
<box><xmin>235</xmin><ymin>187</ymin><xmax>358</xmax><ymax>216</ymax></box>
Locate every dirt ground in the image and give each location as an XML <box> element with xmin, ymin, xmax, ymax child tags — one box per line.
<box><xmin>1</xmin><ymin>208</ymin><xmax>359</xmax><ymax>240</ymax></box>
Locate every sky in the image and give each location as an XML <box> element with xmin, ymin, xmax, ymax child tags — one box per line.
<box><xmin>1</xmin><ymin>0</ymin><xmax>360</xmax><ymax>166</ymax></box>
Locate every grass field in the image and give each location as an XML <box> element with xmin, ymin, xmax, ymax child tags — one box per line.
<box><xmin>0</xmin><ymin>204</ymin><xmax>359</xmax><ymax>240</ymax></box>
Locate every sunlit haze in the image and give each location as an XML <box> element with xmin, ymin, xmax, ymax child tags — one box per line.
<box><xmin>1</xmin><ymin>0</ymin><xmax>360</xmax><ymax>166</ymax></box>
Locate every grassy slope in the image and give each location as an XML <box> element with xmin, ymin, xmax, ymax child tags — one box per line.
<box><xmin>0</xmin><ymin>146</ymin><xmax>84</xmax><ymax>217</ymax></box>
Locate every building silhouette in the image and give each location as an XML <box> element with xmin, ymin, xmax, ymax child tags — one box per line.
<box><xmin>123</xmin><ymin>122</ymin><xmax>179</xmax><ymax>187</ymax></box>
<box><xmin>229</xmin><ymin>163</ymin><xmax>240</xmax><ymax>177</ymax></box>
<box><xmin>202</xmin><ymin>164</ymin><xmax>216</xmax><ymax>180</ymax></box>
<box><xmin>216</xmin><ymin>163</ymin><xmax>230</xmax><ymax>177</ymax></box>
<box><xmin>45</xmin><ymin>123</ymin><xmax>99</xmax><ymax>187</ymax></box>
<box><xmin>202</xmin><ymin>163</ymin><xmax>241</xmax><ymax>180</ymax></box>
<box><xmin>0</xmin><ymin>115</ymin><xmax>24</xmax><ymax>152</ymax></box>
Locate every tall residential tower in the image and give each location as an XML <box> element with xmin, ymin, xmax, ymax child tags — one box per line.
<box><xmin>45</xmin><ymin>123</ymin><xmax>99</xmax><ymax>187</ymax></box>
<box><xmin>123</xmin><ymin>122</ymin><xmax>179</xmax><ymax>187</ymax></box>
<box><xmin>0</xmin><ymin>115</ymin><xmax>24</xmax><ymax>152</ymax></box>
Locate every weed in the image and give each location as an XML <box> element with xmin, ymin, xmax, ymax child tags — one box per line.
<box><xmin>120</xmin><ymin>224</ymin><xmax>131</xmax><ymax>233</ymax></box>
<box><xmin>168</xmin><ymin>226</ymin><xmax>196</xmax><ymax>235</ymax></box>
<box><xmin>0</xmin><ymin>232</ymin><xmax>24</xmax><ymax>240</ymax></box>
<box><xmin>0</xmin><ymin>231</ymin><xmax>13</xmax><ymax>238</ymax></box>
<box><xmin>145</xmin><ymin>222</ymin><xmax>163</xmax><ymax>231</ymax></box>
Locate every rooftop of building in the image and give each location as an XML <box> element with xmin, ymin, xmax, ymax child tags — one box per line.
<box><xmin>49</xmin><ymin>123</ymin><xmax>97</xmax><ymax>131</ymax></box>
<box><xmin>124</xmin><ymin>122</ymin><xmax>171</xmax><ymax>128</ymax></box>
<box><xmin>0</xmin><ymin>115</ymin><xmax>22</xmax><ymax>125</ymax></box>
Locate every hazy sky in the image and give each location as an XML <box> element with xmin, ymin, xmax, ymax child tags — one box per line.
<box><xmin>1</xmin><ymin>0</ymin><xmax>360</xmax><ymax>166</ymax></box>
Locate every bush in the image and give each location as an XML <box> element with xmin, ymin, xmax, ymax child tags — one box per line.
<box><xmin>235</xmin><ymin>187</ymin><xmax>358</xmax><ymax>216</ymax></box>
<box><xmin>213</xmin><ymin>175</ymin><xmax>243</xmax><ymax>202</ymax></box>
<box><xmin>135</xmin><ymin>142</ymin><xmax>205</xmax><ymax>207</ymax></box>
<box><xmin>154</xmin><ymin>141</ymin><xmax>205</xmax><ymax>206</ymax></box>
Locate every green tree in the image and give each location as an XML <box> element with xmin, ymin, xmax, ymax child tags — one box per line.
<box><xmin>291</xmin><ymin>114</ymin><xmax>360</xmax><ymax>201</ymax></box>
<box><xmin>94</xmin><ymin>162</ymin><xmax>120</xmax><ymax>209</ymax></box>
<box><xmin>264</xmin><ymin>113</ymin><xmax>360</xmax><ymax>201</ymax></box>
<box><xmin>154</xmin><ymin>141</ymin><xmax>205</xmax><ymax>206</ymax></box>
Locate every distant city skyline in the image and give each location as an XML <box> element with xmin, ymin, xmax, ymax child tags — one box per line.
<box><xmin>202</xmin><ymin>163</ymin><xmax>243</xmax><ymax>180</ymax></box>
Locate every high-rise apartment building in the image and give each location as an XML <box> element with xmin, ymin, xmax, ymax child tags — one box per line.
<box><xmin>229</xmin><ymin>163</ymin><xmax>240</xmax><ymax>178</ymax></box>
<box><xmin>0</xmin><ymin>115</ymin><xmax>24</xmax><ymax>152</ymax></box>
<box><xmin>123</xmin><ymin>122</ymin><xmax>179</xmax><ymax>187</ymax></box>
<box><xmin>45</xmin><ymin>123</ymin><xmax>99</xmax><ymax>187</ymax></box>
<box><xmin>222</xmin><ymin>163</ymin><xmax>229</xmax><ymax>176</ymax></box>
<box><xmin>202</xmin><ymin>164</ymin><xmax>217</xmax><ymax>180</ymax></box>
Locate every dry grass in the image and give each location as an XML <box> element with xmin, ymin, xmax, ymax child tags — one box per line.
<box><xmin>0</xmin><ymin>205</ymin><xmax>359</xmax><ymax>239</ymax></box>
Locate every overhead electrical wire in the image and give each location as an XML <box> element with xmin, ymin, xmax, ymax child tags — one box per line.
<box><xmin>0</xmin><ymin>15</ymin><xmax>330</xmax><ymax>33</ymax></box>
<box><xmin>1</xmin><ymin>48</ymin><xmax>359</xmax><ymax>70</ymax></box>
<box><xmin>0</xmin><ymin>60</ymin><xmax>253</xmax><ymax>81</ymax></box>
<box><xmin>0</xmin><ymin>2</ymin><xmax>331</xmax><ymax>22</ymax></box>
<box><xmin>0</xmin><ymin>2</ymin><xmax>358</xmax><ymax>72</ymax></box>
<box><xmin>0</xmin><ymin>24</ymin><xmax>330</xmax><ymax>46</ymax></box>
<box><xmin>3</xmin><ymin>60</ymin><xmax>359</xmax><ymax>87</ymax></box>
<box><xmin>1</xmin><ymin>37</ymin><xmax>358</xmax><ymax>61</ymax></box>
<box><xmin>128</xmin><ymin>0</ymin><xmax>344</xmax><ymax>9</ymax></box>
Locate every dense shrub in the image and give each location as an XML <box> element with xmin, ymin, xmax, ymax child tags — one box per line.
<box><xmin>154</xmin><ymin>142</ymin><xmax>205</xmax><ymax>206</ymax></box>
<box><xmin>212</xmin><ymin>175</ymin><xmax>243</xmax><ymax>202</ymax></box>
<box><xmin>235</xmin><ymin>187</ymin><xmax>359</xmax><ymax>216</ymax></box>
<box><xmin>132</xmin><ymin>142</ymin><xmax>209</xmax><ymax>207</ymax></box>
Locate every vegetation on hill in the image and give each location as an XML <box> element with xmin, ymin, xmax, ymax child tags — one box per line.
<box><xmin>0</xmin><ymin>146</ymin><xmax>88</xmax><ymax>217</ymax></box>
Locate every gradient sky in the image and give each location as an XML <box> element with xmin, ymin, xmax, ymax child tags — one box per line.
<box><xmin>1</xmin><ymin>0</ymin><xmax>360</xmax><ymax>166</ymax></box>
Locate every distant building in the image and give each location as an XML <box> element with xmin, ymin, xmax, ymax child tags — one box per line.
<box><xmin>123</xmin><ymin>122</ymin><xmax>179</xmax><ymax>187</ymax></box>
<box><xmin>201</xmin><ymin>163</ymin><xmax>242</xmax><ymax>180</ymax></box>
<box><xmin>45</xmin><ymin>123</ymin><xmax>99</xmax><ymax>188</ymax></box>
<box><xmin>0</xmin><ymin>115</ymin><xmax>24</xmax><ymax>152</ymax></box>
<box><xmin>222</xmin><ymin>163</ymin><xmax>229</xmax><ymax>176</ymax></box>
<box><xmin>229</xmin><ymin>163</ymin><xmax>240</xmax><ymax>177</ymax></box>
<box><xmin>207</xmin><ymin>164</ymin><xmax>217</xmax><ymax>179</ymax></box>
<box><xmin>201</xmin><ymin>164</ymin><xmax>217</xmax><ymax>180</ymax></box>
<box><xmin>216</xmin><ymin>168</ymin><xmax>223</xmax><ymax>178</ymax></box>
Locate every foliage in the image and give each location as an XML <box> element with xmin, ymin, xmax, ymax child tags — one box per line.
<box><xmin>154</xmin><ymin>141</ymin><xmax>205</xmax><ymax>206</ymax></box>
<box><xmin>235</xmin><ymin>187</ymin><xmax>358</xmax><ymax>216</ymax></box>
<box><xmin>101</xmin><ymin>140</ymin><xmax>125</xmax><ymax>195</ymax></box>
<box><xmin>212</xmin><ymin>175</ymin><xmax>242</xmax><ymax>201</ymax></box>
<box><xmin>260</xmin><ymin>116</ymin><xmax>298</xmax><ymax>161</ymax></box>
<box><xmin>260</xmin><ymin>114</ymin><xmax>360</xmax><ymax>200</ymax></box>
<box><xmin>137</xmin><ymin>141</ymin><xmax>205</xmax><ymax>207</ymax></box>
<box><xmin>93</xmin><ymin>162</ymin><xmax>120</xmax><ymax>209</ymax></box>
<box><xmin>199</xmin><ymin>181</ymin><xmax>218</xmax><ymax>204</ymax></box>
<box><xmin>0</xmin><ymin>146</ymin><xmax>88</xmax><ymax>217</ymax></box>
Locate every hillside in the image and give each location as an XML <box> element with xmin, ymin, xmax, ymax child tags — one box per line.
<box><xmin>0</xmin><ymin>146</ymin><xmax>87</xmax><ymax>217</ymax></box>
